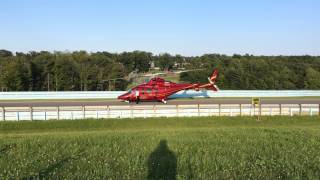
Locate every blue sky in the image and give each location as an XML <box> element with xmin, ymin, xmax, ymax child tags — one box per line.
<box><xmin>0</xmin><ymin>0</ymin><xmax>319</xmax><ymax>56</ymax></box>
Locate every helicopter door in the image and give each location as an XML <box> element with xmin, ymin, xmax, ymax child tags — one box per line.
<box><xmin>140</xmin><ymin>87</ymin><xmax>146</xmax><ymax>100</ymax></box>
<box><xmin>145</xmin><ymin>88</ymin><xmax>152</xmax><ymax>99</ymax></box>
<box><xmin>153</xmin><ymin>88</ymin><xmax>158</xmax><ymax>99</ymax></box>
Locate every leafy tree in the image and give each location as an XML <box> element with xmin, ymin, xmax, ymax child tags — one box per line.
<box><xmin>304</xmin><ymin>67</ymin><xmax>320</xmax><ymax>89</ymax></box>
<box><xmin>157</xmin><ymin>53</ymin><xmax>174</xmax><ymax>70</ymax></box>
<box><xmin>54</xmin><ymin>57</ymin><xmax>80</xmax><ymax>91</ymax></box>
<box><xmin>0</xmin><ymin>49</ymin><xmax>13</xmax><ymax>57</ymax></box>
<box><xmin>118</xmin><ymin>51</ymin><xmax>151</xmax><ymax>73</ymax></box>
<box><xmin>0</xmin><ymin>50</ymin><xmax>319</xmax><ymax>91</ymax></box>
<box><xmin>1</xmin><ymin>59</ymin><xmax>31</xmax><ymax>91</ymax></box>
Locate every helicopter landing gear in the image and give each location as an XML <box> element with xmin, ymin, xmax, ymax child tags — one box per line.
<box><xmin>136</xmin><ymin>96</ymin><xmax>140</xmax><ymax>104</ymax></box>
<box><xmin>161</xmin><ymin>99</ymin><xmax>167</xmax><ymax>104</ymax></box>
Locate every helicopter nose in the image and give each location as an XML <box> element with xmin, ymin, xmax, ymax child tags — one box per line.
<box><xmin>118</xmin><ymin>93</ymin><xmax>130</xmax><ymax>100</ymax></box>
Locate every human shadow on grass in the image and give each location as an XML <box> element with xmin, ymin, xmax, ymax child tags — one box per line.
<box><xmin>147</xmin><ymin>140</ymin><xmax>177</xmax><ymax>180</ymax></box>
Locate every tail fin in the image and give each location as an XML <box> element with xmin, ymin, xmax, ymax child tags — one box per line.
<box><xmin>208</xmin><ymin>69</ymin><xmax>218</xmax><ymax>84</ymax></box>
<box><xmin>199</xmin><ymin>69</ymin><xmax>219</xmax><ymax>91</ymax></box>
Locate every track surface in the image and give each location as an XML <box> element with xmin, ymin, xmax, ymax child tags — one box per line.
<box><xmin>0</xmin><ymin>98</ymin><xmax>320</xmax><ymax>107</ymax></box>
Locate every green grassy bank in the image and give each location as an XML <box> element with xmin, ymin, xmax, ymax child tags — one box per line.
<box><xmin>1</xmin><ymin>116</ymin><xmax>320</xmax><ymax>179</ymax></box>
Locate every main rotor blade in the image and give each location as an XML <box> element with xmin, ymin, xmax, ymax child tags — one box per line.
<box><xmin>174</xmin><ymin>69</ymin><xmax>205</xmax><ymax>74</ymax></box>
<box><xmin>102</xmin><ymin>78</ymin><xmax>126</xmax><ymax>82</ymax></box>
<box><xmin>141</xmin><ymin>69</ymin><xmax>205</xmax><ymax>77</ymax></box>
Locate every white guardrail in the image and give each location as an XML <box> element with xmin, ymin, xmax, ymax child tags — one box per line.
<box><xmin>1</xmin><ymin>104</ymin><xmax>320</xmax><ymax>121</ymax></box>
<box><xmin>0</xmin><ymin>90</ymin><xmax>320</xmax><ymax>100</ymax></box>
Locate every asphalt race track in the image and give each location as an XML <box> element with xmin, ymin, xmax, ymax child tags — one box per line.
<box><xmin>0</xmin><ymin>98</ymin><xmax>320</xmax><ymax>107</ymax></box>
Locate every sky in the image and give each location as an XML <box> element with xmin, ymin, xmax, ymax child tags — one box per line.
<box><xmin>0</xmin><ymin>0</ymin><xmax>319</xmax><ymax>56</ymax></box>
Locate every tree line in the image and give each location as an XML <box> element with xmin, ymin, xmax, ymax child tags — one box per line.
<box><xmin>0</xmin><ymin>49</ymin><xmax>319</xmax><ymax>91</ymax></box>
<box><xmin>180</xmin><ymin>54</ymin><xmax>320</xmax><ymax>90</ymax></box>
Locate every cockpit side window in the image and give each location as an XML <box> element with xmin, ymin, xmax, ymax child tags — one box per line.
<box><xmin>130</xmin><ymin>88</ymin><xmax>136</xmax><ymax>94</ymax></box>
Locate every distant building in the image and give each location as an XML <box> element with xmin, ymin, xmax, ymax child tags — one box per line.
<box><xmin>150</xmin><ymin>61</ymin><xmax>160</xmax><ymax>70</ymax></box>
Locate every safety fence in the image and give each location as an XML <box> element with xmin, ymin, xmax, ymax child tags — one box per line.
<box><xmin>1</xmin><ymin>104</ymin><xmax>319</xmax><ymax>121</ymax></box>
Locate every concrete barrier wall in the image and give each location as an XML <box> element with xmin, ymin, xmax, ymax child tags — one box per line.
<box><xmin>1</xmin><ymin>90</ymin><xmax>320</xmax><ymax>100</ymax></box>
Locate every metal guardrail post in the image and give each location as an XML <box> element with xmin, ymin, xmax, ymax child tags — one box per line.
<box><xmin>30</xmin><ymin>107</ymin><xmax>33</xmax><ymax>121</ymax></box>
<box><xmin>299</xmin><ymin>104</ymin><xmax>302</xmax><ymax>116</ymax></box>
<box><xmin>252</xmin><ymin>104</ymin><xmax>255</xmax><ymax>116</ymax></box>
<box><xmin>56</xmin><ymin>107</ymin><xmax>59</xmax><ymax>120</ymax></box>
<box><xmin>107</xmin><ymin>105</ymin><xmax>110</xmax><ymax>118</ymax></box>
<box><xmin>82</xmin><ymin>106</ymin><xmax>85</xmax><ymax>119</ymax></box>
<box><xmin>279</xmin><ymin>104</ymin><xmax>282</xmax><ymax>116</ymax></box>
<box><xmin>239</xmin><ymin>104</ymin><xmax>242</xmax><ymax>116</ymax></box>
<box><xmin>176</xmin><ymin>105</ymin><xmax>179</xmax><ymax>117</ymax></box>
<box><xmin>153</xmin><ymin>105</ymin><xmax>156</xmax><ymax>117</ymax></box>
<box><xmin>218</xmin><ymin>104</ymin><xmax>221</xmax><ymax>116</ymax></box>
<box><xmin>1</xmin><ymin>107</ymin><xmax>5</xmax><ymax>121</ymax></box>
<box><xmin>259</xmin><ymin>104</ymin><xmax>262</xmax><ymax>117</ymax></box>
<box><xmin>130</xmin><ymin>105</ymin><xmax>133</xmax><ymax>118</ymax></box>
<box><xmin>197</xmin><ymin>104</ymin><xmax>200</xmax><ymax>116</ymax></box>
<box><xmin>319</xmin><ymin>104</ymin><xmax>320</xmax><ymax>116</ymax></box>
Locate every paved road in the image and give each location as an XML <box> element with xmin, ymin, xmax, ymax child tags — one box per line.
<box><xmin>0</xmin><ymin>98</ymin><xmax>319</xmax><ymax>107</ymax></box>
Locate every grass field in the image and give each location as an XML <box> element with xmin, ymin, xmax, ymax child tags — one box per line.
<box><xmin>1</xmin><ymin>117</ymin><xmax>320</xmax><ymax>179</ymax></box>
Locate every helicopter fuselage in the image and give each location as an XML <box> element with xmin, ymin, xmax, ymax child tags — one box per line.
<box><xmin>118</xmin><ymin>69</ymin><xmax>218</xmax><ymax>103</ymax></box>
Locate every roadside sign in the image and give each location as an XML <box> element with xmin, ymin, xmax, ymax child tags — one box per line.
<box><xmin>252</xmin><ymin>98</ymin><xmax>260</xmax><ymax>106</ymax></box>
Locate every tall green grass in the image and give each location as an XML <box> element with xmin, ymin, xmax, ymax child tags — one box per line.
<box><xmin>1</xmin><ymin>116</ymin><xmax>320</xmax><ymax>179</ymax></box>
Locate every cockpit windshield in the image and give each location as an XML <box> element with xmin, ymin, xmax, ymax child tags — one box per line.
<box><xmin>128</xmin><ymin>88</ymin><xmax>136</xmax><ymax>94</ymax></box>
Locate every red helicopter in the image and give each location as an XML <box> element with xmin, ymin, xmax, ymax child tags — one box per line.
<box><xmin>118</xmin><ymin>69</ymin><xmax>219</xmax><ymax>103</ymax></box>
